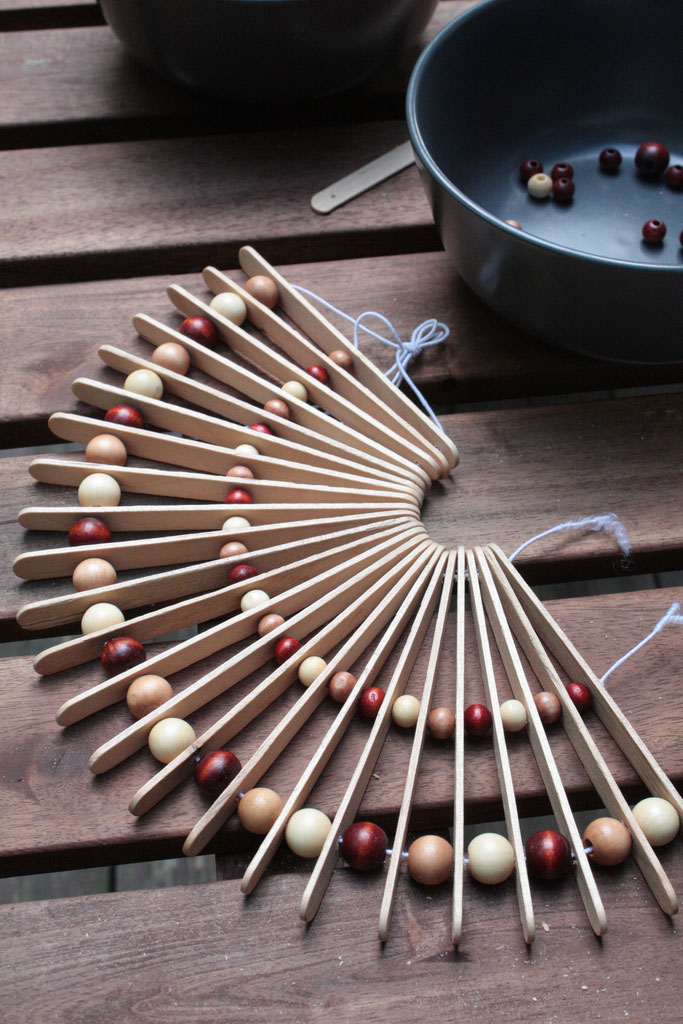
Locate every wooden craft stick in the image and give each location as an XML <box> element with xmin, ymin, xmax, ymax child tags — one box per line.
<box><xmin>202</xmin><ymin>265</ymin><xmax>451</xmax><ymax>479</ymax></box>
<box><xmin>466</xmin><ymin>548</ymin><xmax>535</xmax><ymax>945</ymax></box>
<box><xmin>167</xmin><ymin>283</ymin><xmax>440</xmax><ymax>485</ymax></box>
<box><xmin>310</xmin><ymin>141</ymin><xmax>415</xmax><ymax>214</ymax></box>
<box><xmin>89</xmin><ymin>532</ymin><xmax>430</xmax><ymax>775</ymax></box>
<box><xmin>237</xmin><ymin>246</ymin><xmax>458</xmax><ymax>472</ymax></box>
<box><xmin>240</xmin><ymin>548</ymin><xmax>443</xmax><ymax>894</ymax></box>
<box><xmin>474</xmin><ymin>547</ymin><xmax>607</xmax><ymax>936</ymax></box>
<box><xmin>299</xmin><ymin>549</ymin><xmax>449</xmax><ymax>924</ymax></box>
<box><xmin>483</xmin><ymin>547</ymin><xmax>679</xmax><ymax>917</ymax></box>
<box><xmin>378</xmin><ymin>549</ymin><xmax>456</xmax><ymax>941</ymax></box>
<box><xmin>488</xmin><ymin>544</ymin><xmax>683</xmax><ymax>824</ymax></box>
<box><xmin>452</xmin><ymin>545</ymin><xmax>466</xmax><ymax>946</ymax></box>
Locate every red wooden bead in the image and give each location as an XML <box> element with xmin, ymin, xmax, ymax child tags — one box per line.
<box><xmin>665</xmin><ymin>165</ymin><xmax>683</xmax><ymax>190</ymax></box>
<box><xmin>273</xmin><ymin>636</ymin><xmax>301</xmax><ymax>664</ymax></box>
<box><xmin>464</xmin><ymin>703</ymin><xmax>492</xmax><ymax>737</ymax></box>
<box><xmin>525</xmin><ymin>829</ymin><xmax>572</xmax><ymax>880</ymax></box>
<box><xmin>552</xmin><ymin>177</ymin><xmax>575</xmax><ymax>203</ymax></box>
<box><xmin>225</xmin><ymin>488</ymin><xmax>252</xmax><ymax>505</ymax></box>
<box><xmin>635</xmin><ymin>141</ymin><xmax>669</xmax><ymax>178</ymax></box>
<box><xmin>228</xmin><ymin>563</ymin><xmax>257</xmax><ymax>584</ymax></box>
<box><xmin>598</xmin><ymin>147</ymin><xmax>622</xmax><ymax>172</ymax></box>
<box><xmin>68</xmin><ymin>516</ymin><xmax>112</xmax><ymax>546</ymax></box>
<box><xmin>359</xmin><ymin>686</ymin><xmax>385</xmax><ymax>719</ymax></box>
<box><xmin>250</xmin><ymin>422</ymin><xmax>273</xmax><ymax>435</ymax></box>
<box><xmin>104</xmin><ymin>404</ymin><xmax>144</xmax><ymax>430</ymax></box>
<box><xmin>306</xmin><ymin>365</ymin><xmax>329</xmax><ymax>385</ymax></box>
<box><xmin>341</xmin><ymin>821</ymin><xmax>388</xmax><ymax>871</ymax></box>
<box><xmin>642</xmin><ymin>218</ymin><xmax>667</xmax><ymax>244</ymax></box>
<box><xmin>519</xmin><ymin>158</ymin><xmax>542</xmax><ymax>183</ymax></box>
<box><xmin>194</xmin><ymin>749</ymin><xmax>242</xmax><ymax>797</ymax></box>
<box><xmin>179</xmin><ymin>315</ymin><xmax>216</xmax><ymax>347</ymax></box>
<box><xmin>565</xmin><ymin>682</ymin><xmax>591</xmax><ymax>714</ymax></box>
<box><xmin>101</xmin><ymin>635</ymin><xmax>146</xmax><ymax>673</ymax></box>
<box><xmin>551</xmin><ymin>162</ymin><xmax>573</xmax><ymax>180</ymax></box>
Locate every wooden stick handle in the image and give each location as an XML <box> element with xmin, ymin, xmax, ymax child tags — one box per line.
<box><xmin>452</xmin><ymin>545</ymin><xmax>466</xmax><ymax>945</ymax></box>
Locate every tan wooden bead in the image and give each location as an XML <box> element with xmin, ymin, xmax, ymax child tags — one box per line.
<box><xmin>285</xmin><ymin>808</ymin><xmax>332</xmax><ymax>858</ymax></box>
<box><xmin>85</xmin><ymin>433</ymin><xmax>127</xmax><ymax>466</ymax></box>
<box><xmin>80</xmin><ymin>601</ymin><xmax>124</xmax><ymax>634</ymax></box>
<box><xmin>210</xmin><ymin>291</ymin><xmax>247</xmax><ymax>325</ymax></box>
<box><xmin>219</xmin><ymin>540</ymin><xmax>249</xmax><ymax>559</ymax></box>
<box><xmin>234</xmin><ymin>443</ymin><xmax>259</xmax><ymax>457</ymax></box>
<box><xmin>226</xmin><ymin>465</ymin><xmax>255</xmax><ymax>479</ymax></box>
<box><xmin>240</xmin><ymin>590</ymin><xmax>269</xmax><ymax>612</ymax></box>
<box><xmin>298</xmin><ymin>656</ymin><xmax>326</xmax><ymax>686</ymax></box>
<box><xmin>151</xmin><ymin>342</ymin><xmax>190</xmax><ymax>375</ymax></box>
<box><xmin>427</xmin><ymin>706</ymin><xmax>455</xmax><ymax>740</ymax></box>
<box><xmin>534</xmin><ymin>691</ymin><xmax>562</xmax><ymax>725</ymax></box>
<box><xmin>78</xmin><ymin>472</ymin><xmax>121</xmax><ymax>507</ymax></box>
<box><xmin>391</xmin><ymin>694</ymin><xmax>420</xmax><ymax>728</ymax></box>
<box><xmin>124</xmin><ymin>368</ymin><xmax>163</xmax><ymax>399</ymax></box>
<box><xmin>583</xmin><ymin>817</ymin><xmax>632</xmax><ymax>866</ymax></box>
<box><xmin>257</xmin><ymin>613</ymin><xmax>285</xmax><ymax>637</ymax></box>
<box><xmin>500</xmin><ymin>698</ymin><xmax>528</xmax><ymax>732</ymax></box>
<box><xmin>72</xmin><ymin>557</ymin><xmax>117</xmax><ymax>591</ymax></box>
<box><xmin>282</xmin><ymin>381</ymin><xmax>308</xmax><ymax>402</ymax></box>
<box><xmin>126</xmin><ymin>674</ymin><xmax>174</xmax><ymax>719</ymax></box>
<box><xmin>632</xmin><ymin>797</ymin><xmax>680</xmax><ymax>846</ymax></box>
<box><xmin>327</xmin><ymin>670</ymin><xmax>357</xmax><ymax>703</ymax></box>
<box><xmin>467</xmin><ymin>832</ymin><xmax>515</xmax><ymax>884</ymax></box>
<box><xmin>238</xmin><ymin>787</ymin><xmax>283</xmax><ymax>834</ymax></box>
<box><xmin>243</xmin><ymin>274</ymin><xmax>279</xmax><ymax>309</ymax></box>
<box><xmin>222</xmin><ymin>516</ymin><xmax>251</xmax><ymax>532</ymax></box>
<box><xmin>527</xmin><ymin>172</ymin><xmax>552</xmax><ymax>198</ymax></box>
<box><xmin>329</xmin><ymin>349</ymin><xmax>354</xmax><ymax>371</ymax></box>
<box><xmin>263</xmin><ymin>398</ymin><xmax>290</xmax><ymax>419</ymax></box>
<box><xmin>407</xmin><ymin>835</ymin><xmax>453</xmax><ymax>885</ymax></box>
<box><xmin>148</xmin><ymin>718</ymin><xmax>196</xmax><ymax>763</ymax></box>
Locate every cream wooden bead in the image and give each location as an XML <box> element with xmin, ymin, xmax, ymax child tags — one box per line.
<box><xmin>72</xmin><ymin>557</ymin><xmax>117</xmax><ymax>591</ymax></box>
<box><xmin>78</xmin><ymin>472</ymin><xmax>121</xmax><ymax>507</ymax></box>
<box><xmin>500</xmin><ymin>698</ymin><xmax>528</xmax><ymax>732</ymax></box>
<box><xmin>234</xmin><ymin>443</ymin><xmax>259</xmax><ymax>457</ymax></box>
<box><xmin>527</xmin><ymin>172</ymin><xmax>552</xmax><ymax>198</ymax></box>
<box><xmin>126</xmin><ymin>674</ymin><xmax>174</xmax><ymax>719</ymax></box>
<box><xmin>80</xmin><ymin>601</ymin><xmax>125</xmax><ymax>634</ymax></box>
<box><xmin>467</xmin><ymin>832</ymin><xmax>515</xmax><ymax>884</ymax></box>
<box><xmin>124</xmin><ymin>368</ymin><xmax>164</xmax><ymax>399</ymax></box>
<box><xmin>238</xmin><ymin>788</ymin><xmax>284</xmax><ymax>834</ymax></box>
<box><xmin>282</xmin><ymin>381</ymin><xmax>308</xmax><ymax>402</ymax></box>
<box><xmin>240</xmin><ymin>589</ymin><xmax>270</xmax><ymax>612</ymax></box>
<box><xmin>151</xmin><ymin>342</ymin><xmax>191</xmax><ymax>375</ymax></box>
<box><xmin>210</xmin><ymin>291</ymin><xmax>247</xmax><ymax>325</ymax></box>
<box><xmin>632</xmin><ymin>797</ymin><xmax>680</xmax><ymax>846</ymax></box>
<box><xmin>148</xmin><ymin>717</ymin><xmax>196</xmax><ymax>763</ymax></box>
<box><xmin>392</xmin><ymin>694</ymin><xmax>420</xmax><ymax>728</ymax></box>
<box><xmin>85</xmin><ymin>433</ymin><xmax>127</xmax><ymax>466</ymax></box>
<box><xmin>298</xmin><ymin>656</ymin><xmax>326</xmax><ymax>686</ymax></box>
<box><xmin>285</xmin><ymin>808</ymin><xmax>332</xmax><ymax>858</ymax></box>
<box><xmin>222</xmin><ymin>516</ymin><xmax>251</xmax><ymax>532</ymax></box>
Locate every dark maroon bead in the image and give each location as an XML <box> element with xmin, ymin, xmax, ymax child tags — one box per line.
<box><xmin>250</xmin><ymin>422</ymin><xmax>273</xmax><ymax>435</ymax></box>
<box><xmin>101</xmin><ymin>635</ymin><xmax>146</xmax><ymax>673</ymax></box>
<box><xmin>104</xmin><ymin>404</ymin><xmax>144</xmax><ymax>430</ymax></box>
<box><xmin>306</xmin><ymin>365</ymin><xmax>329</xmax><ymax>385</ymax></box>
<box><xmin>359</xmin><ymin>686</ymin><xmax>385</xmax><ymax>719</ymax></box>
<box><xmin>552</xmin><ymin>177</ymin><xmax>575</xmax><ymax>203</ymax></box>
<box><xmin>565</xmin><ymin>681</ymin><xmax>592</xmax><ymax>714</ymax></box>
<box><xmin>598</xmin><ymin>147</ymin><xmax>622</xmax><ymax>172</ymax></box>
<box><xmin>680</xmin><ymin>228</ymin><xmax>683</xmax><ymax>248</ymax></box>
<box><xmin>194</xmin><ymin>749</ymin><xmax>241</xmax><ymax>796</ymax></box>
<box><xmin>642</xmin><ymin>218</ymin><xmax>667</xmax><ymax>244</ymax></box>
<box><xmin>68</xmin><ymin>516</ymin><xmax>112</xmax><ymax>546</ymax></box>
<box><xmin>635</xmin><ymin>141</ymin><xmax>670</xmax><ymax>178</ymax></box>
<box><xmin>464</xmin><ymin>703</ymin><xmax>492</xmax><ymax>738</ymax></box>
<box><xmin>551</xmin><ymin>162</ymin><xmax>573</xmax><ymax>181</ymax></box>
<box><xmin>225</xmin><ymin>488</ymin><xmax>252</xmax><ymax>504</ymax></box>
<box><xmin>179</xmin><ymin>315</ymin><xmax>216</xmax><ymax>347</ymax></box>
<box><xmin>519</xmin><ymin>158</ymin><xmax>543</xmax><ymax>183</ymax></box>
<box><xmin>665</xmin><ymin>165</ymin><xmax>683</xmax><ymax>191</ymax></box>
<box><xmin>341</xmin><ymin>821</ymin><xmax>388</xmax><ymax>871</ymax></box>
<box><xmin>273</xmin><ymin>636</ymin><xmax>301</xmax><ymax>664</ymax></box>
<box><xmin>228</xmin><ymin>563</ymin><xmax>257</xmax><ymax>584</ymax></box>
<box><xmin>525</xmin><ymin>829</ymin><xmax>572</xmax><ymax>881</ymax></box>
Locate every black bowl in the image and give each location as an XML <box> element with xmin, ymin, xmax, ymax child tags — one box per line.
<box><xmin>407</xmin><ymin>0</ymin><xmax>683</xmax><ymax>362</ymax></box>
<box><xmin>100</xmin><ymin>0</ymin><xmax>437</xmax><ymax>103</ymax></box>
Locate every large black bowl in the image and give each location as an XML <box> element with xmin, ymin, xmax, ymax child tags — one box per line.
<box><xmin>99</xmin><ymin>0</ymin><xmax>437</xmax><ymax>103</ymax></box>
<box><xmin>407</xmin><ymin>0</ymin><xmax>683</xmax><ymax>362</ymax></box>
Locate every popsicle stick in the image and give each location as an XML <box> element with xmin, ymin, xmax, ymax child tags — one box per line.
<box><xmin>240</xmin><ymin>548</ymin><xmax>443</xmax><ymax>894</ymax></box>
<box><xmin>311</xmin><ymin>141</ymin><xmax>415</xmax><ymax>214</ymax></box>
<box><xmin>466</xmin><ymin>548</ymin><xmax>535</xmax><ymax>945</ymax></box>
<box><xmin>452</xmin><ymin>544</ymin><xmax>466</xmax><ymax>946</ymax></box>
<box><xmin>167</xmin><ymin>283</ymin><xmax>439</xmax><ymax>485</ymax></box>
<box><xmin>202</xmin><ymin>266</ymin><xmax>450</xmax><ymax>479</ymax></box>
<box><xmin>299</xmin><ymin>549</ymin><xmax>449</xmax><ymax>924</ymax></box>
<box><xmin>88</xmin><ymin>532</ymin><xmax>430</xmax><ymax>773</ymax></box>
<box><xmin>474</xmin><ymin>547</ymin><xmax>607</xmax><ymax>937</ymax></box>
<box><xmin>237</xmin><ymin>246</ymin><xmax>458</xmax><ymax>472</ymax></box>
<box><xmin>488</xmin><ymin>544</ymin><xmax>683</xmax><ymax>824</ymax></box>
<box><xmin>378</xmin><ymin>549</ymin><xmax>456</xmax><ymax>941</ymax></box>
<box><xmin>483</xmin><ymin>546</ymin><xmax>679</xmax><ymax>917</ymax></box>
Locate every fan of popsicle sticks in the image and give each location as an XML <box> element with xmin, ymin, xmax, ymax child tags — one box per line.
<box><xmin>13</xmin><ymin>246</ymin><xmax>683</xmax><ymax>946</ymax></box>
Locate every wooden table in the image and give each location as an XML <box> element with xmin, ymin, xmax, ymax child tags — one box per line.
<box><xmin>2</xmin><ymin>2</ymin><xmax>682</xmax><ymax>1021</ymax></box>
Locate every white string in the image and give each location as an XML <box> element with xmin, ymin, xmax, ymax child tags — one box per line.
<box><xmin>600</xmin><ymin>601</ymin><xmax>683</xmax><ymax>686</ymax></box>
<box><xmin>293</xmin><ymin>284</ymin><xmax>449</xmax><ymax>430</ymax></box>
<box><xmin>508</xmin><ymin>513</ymin><xmax>632</xmax><ymax>565</ymax></box>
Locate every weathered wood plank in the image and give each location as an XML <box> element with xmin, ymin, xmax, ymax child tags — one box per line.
<box><xmin>0</xmin><ymin>586</ymin><xmax>680</xmax><ymax>874</ymax></box>
<box><xmin>1</xmin><ymin>850</ymin><xmax>682</xmax><ymax>1024</ymax></box>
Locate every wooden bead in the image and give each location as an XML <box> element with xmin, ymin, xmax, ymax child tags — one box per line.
<box><xmin>68</xmin><ymin>516</ymin><xmax>111</xmax><ymax>546</ymax></box>
<box><xmin>222</xmin><ymin>516</ymin><xmax>251</xmax><ymax>532</ymax></box>
<box><xmin>359</xmin><ymin>686</ymin><xmax>385</xmax><ymax>718</ymax></box>
<box><xmin>226</xmin><ymin>465</ymin><xmax>255</xmax><ymax>480</ymax></box>
<box><xmin>525</xmin><ymin>829</ymin><xmax>571</xmax><ymax>880</ymax></box>
<box><xmin>566</xmin><ymin>681</ymin><xmax>591</xmax><ymax>714</ymax></box>
<box><xmin>505</xmin><ymin>218</ymin><xmax>522</xmax><ymax>229</ymax></box>
<box><xmin>240</xmin><ymin>590</ymin><xmax>269</xmax><ymax>612</ymax></box>
<box><xmin>527</xmin><ymin>172</ymin><xmax>553</xmax><ymax>198</ymax></box>
<box><xmin>126</xmin><ymin>674</ymin><xmax>173</xmax><ymax>718</ymax></box>
<box><xmin>329</xmin><ymin>349</ymin><xmax>353</xmax><ymax>371</ymax></box>
<box><xmin>123</xmin><ymin>368</ymin><xmax>164</xmax><ymax>399</ymax></box>
<box><xmin>80</xmin><ymin>602</ymin><xmax>124</xmax><ymax>634</ymax></box>
<box><xmin>341</xmin><ymin>821</ymin><xmax>387</xmax><ymax>871</ymax></box>
<box><xmin>194</xmin><ymin>749</ymin><xmax>242</xmax><ymax>797</ymax></box>
<box><xmin>306</xmin><ymin>364</ymin><xmax>328</xmax><ymax>385</ymax></box>
<box><xmin>228</xmin><ymin>563</ymin><xmax>257</xmax><ymax>584</ymax></box>
<box><xmin>499</xmin><ymin>698</ymin><xmax>527</xmax><ymax>732</ymax></box>
<box><xmin>179</xmin><ymin>315</ymin><xmax>215</xmax><ymax>347</ymax></box>
<box><xmin>464</xmin><ymin>703</ymin><xmax>492</xmax><ymax>737</ymax></box>
<box><xmin>285</xmin><ymin>808</ymin><xmax>332</xmax><ymax>858</ymax></box>
<box><xmin>85</xmin><ymin>434</ymin><xmax>127</xmax><ymax>466</ymax></box>
<box><xmin>583</xmin><ymin>817</ymin><xmax>632</xmax><ymax>866</ymax></box>
<box><xmin>257</xmin><ymin>613</ymin><xmax>285</xmax><ymax>637</ymax></box>
<box><xmin>467</xmin><ymin>833</ymin><xmax>515</xmax><ymax>884</ymax></box>
<box><xmin>243</xmin><ymin>275</ymin><xmax>279</xmax><ymax>308</ymax></box>
<box><xmin>407</xmin><ymin>835</ymin><xmax>453</xmax><ymax>885</ymax></box>
<box><xmin>234</xmin><ymin>443</ymin><xmax>259</xmax><ymax>457</ymax></box>
<box><xmin>263</xmin><ymin>398</ymin><xmax>290</xmax><ymax>419</ymax></box>
<box><xmin>219</xmin><ymin>540</ymin><xmax>249</xmax><ymax>558</ymax></box>
<box><xmin>72</xmin><ymin>557</ymin><xmax>117</xmax><ymax>591</ymax></box>
<box><xmin>632</xmin><ymin>798</ymin><xmax>680</xmax><ymax>846</ymax></box>
<box><xmin>151</xmin><ymin>341</ymin><xmax>191</xmax><ymax>375</ymax></box>
<box><xmin>282</xmin><ymin>381</ymin><xmax>308</xmax><ymax>402</ymax></box>
<box><xmin>104</xmin><ymin>404</ymin><xmax>144</xmax><ymax>429</ymax></box>
<box><xmin>101</xmin><ymin>635</ymin><xmax>146</xmax><ymax>673</ymax></box>
<box><xmin>392</xmin><ymin>694</ymin><xmax>420</xmax><ymax>728</ymax></box>
<box><xmin>78</xmin><ymin>473</ymin><xmax>121</xmax><ymax>507</ymax></box>
<box><xmin>238</xmin><ymin>787</ymin><xmax>284</xmax><ymax>834</ymax></box>
<box><xmin>225</xmin><ymin>488</ymin><xmax>252</xmax><ymax>505</ymax></box>
<box><xmin>298</xmin><ymin>656</ymin><xmax>326</xmax><ymax>686</ymax></box>
<box><xmin>328</xmin><ymin>670</ymin><xmax>357</xmax><ymax>703</ymax></box>
<box><xmin>274</xmin><ymin>636</ymin><xmax>301</xmax><ymax>664</ymax></box>
<box><xmin>427</xmin><ymin>706</ymin><xmax>455</xmax><ymax>740</ymax></box>
<box><xmin>148</xmin><ymin>718</ymin><xmax>196</xmax><ymax>763</ymax></box>
<box><xmin>534</xmin><ymin>691</ymin><xmax>562</xmax><ymax>725</ymax></box>
<box><xmin>210</xmin><ymin>291</ymin><xmax>247</xmax><ymax>325</ymax></box>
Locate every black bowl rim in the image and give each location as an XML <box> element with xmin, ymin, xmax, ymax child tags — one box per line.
<box><xmin>406</xmin><ymin>0</ymin><xmax>681</xmax><ymax>275</ymax></box>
